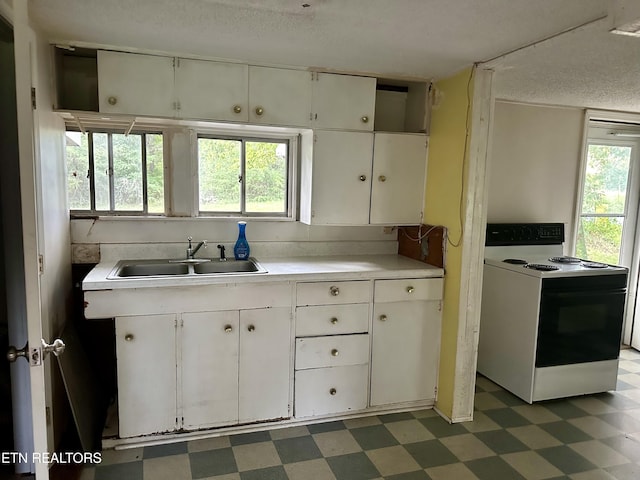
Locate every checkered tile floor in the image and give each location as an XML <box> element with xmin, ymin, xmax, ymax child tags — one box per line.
<box><xmin>82</xmin><ymin>348</ymin><xmax>640</xmax><ymax>480</ymax></box>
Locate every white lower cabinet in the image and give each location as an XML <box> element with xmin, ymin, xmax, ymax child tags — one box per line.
<box><xmin>115</xmin><ymin>314</ymin><xmax>178</xmax><ymax>438</ymax></box>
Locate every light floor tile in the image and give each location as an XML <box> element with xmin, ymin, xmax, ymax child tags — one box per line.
<box><xmin>462</xmin><ymin>411</ymin><xmax>501</xmax><ymax>433</ymax></box>
<box><xmin>568</xmin><ymin>469</ymin><xmax>617</xmax><ymax>480</ymax></box>
<box><xmin>343</xmin><ymin>416</ymin><xmax>382</xmax><ymax>429</ymax></box>
<box><xmin>439</xmin><ymin>434</ymin><xmax>495</xmax><ymax>461</ymax></box>
<box><xmin>507</xmin><ymin>425</ymin><xmax>562</xmax><ymax>449</ymax></box>
<box><xmin>569</xmin><ymin>397</ymin><xmax>619</xmax><ymax>416</ymax></box>
<box><xmin>569</xmin><ymin>440</ymin><xmax>631</xmax><ymax>468</ymax></box>
<box><xmin>269</xmin><ymin>425</ymin><xmax>310</xmax><ymax>440</ymax></box>
<box><xmin>284</xmin><ymin>458</ymin><xmax>336</xmax><ymax>480</ymax></box>
<box><xmin>425</xmin><ymin>462</ymin><xmax>480</xmax><ymax>480</ymax></box>
<box><xmin>568</xmin><ymin>416</ymin><xmax>621</xmax><ymax>439</ymax></box>
<box><xmin>476</xmin><ymin>376</ymin><xmax>502</xmax><ymax>392</ymax></box>
<box><xmin>143</xmin><ymin>453</ymin><xmax>191</xmax><ymax>480</ymax></box>
<box><xmin>232</xmin><ymin>441</ymin><xmax>281</xmax><ymax>472</ymax></box>
<box><xmin>474</xmin><ymin>392</ymin><xmax>507</xmax><ymax>411</ymax></box>
<box><xmin>618</xmin><ymin>388</ymin><xmax>640</xmax><ymax>403</ymax></box>
<box><xmin>618</xmin><ymin>374</ymin><xmax>640</xmax><ymax>388</ymax></box>
<box><xmin>187</xmin><ymin>436</ymin><xmax>231</xmax><ymax>453</ymax></box>
<box><xmin>511</xmin><ymin>404</ymin><xmax>562</xmax><ymax>424</ymax></box>
<box><xmin>200</xmin><ymin>474</ymin><xmax>241</xmax><ymax>480</ymax></box>
<box><xmin>626</xmin><ymin>408</ymin><xmax>640</xmax><ymax>421</ymax></box>
<box><xmin>385</xmin><ymin>419</ymin><xmax>435</xmax><ymax>444</ymax></box>
<box><xmin>100</xmin><ymin>447</ymin><xmax>144</xmax><ymax>465</ymax></box>
<box><xmin>312</xmin><ymin>430</ymin><xmax>362</xmax><ymax>457</ymax></box>
<box><xmin>365</xmin><ymin>445</ymin><xmax>421</xmax><ymax>476</ymax></box>
<box><xmin>618</xmin><ymin>360</ymin><xmax>640</xmax><ymax>373</ymax></box>
<box><xmin>502</xmin><ymin>451</ymin><xmax>563</xmax><ymax>480</ymax></box>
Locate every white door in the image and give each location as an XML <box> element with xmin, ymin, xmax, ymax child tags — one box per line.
<box><xmin>308</xmin><ymin>130</ymin><xmax>373</xmax><ymax>225</ymax></box>
<box><xmin>370</xmin><ymin>133</ymin><xmax>427</xmax><ymax>225</ymax></box>
<box><xmin>311</xmin><ymin>73</ymin><xmax>376</xmax><ymax>131</ymax></box>
<box><xmin>175</xmin><ymin>58</ymin><xmax>248</xmax><ymax>122</ymax></box>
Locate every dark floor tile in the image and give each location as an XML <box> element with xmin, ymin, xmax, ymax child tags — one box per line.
<box><xmin>143</xmin><ymin>441</ymin><xmax>187</xmax><ymax>459</ymax></box>
<box><xmin>189</xmin><ymin>448</ymin><xmax>238</xmax><ymax>479</ymax></box>
<box><xmin>229</xmin><ymin>430</ymin><xmax>272</xmax><ymax>446</ymax></box>
<box><xmin>475</xmin><ymin>429</ymin><xmax>528</xmax><ymax>454</ymax></box>
<box><xmin>598</xmin><ymin>412</ymin><xmax>640</xmax><ymax>432</ymax></box>
<box><xmin>605</xmin><ymin>462</ymin><xmax>640</xmax><ymax>480</ymax></box>
<box><xmin>616</xmin><ymin>379</ymin><xmax>635</xmax><ymax>390</ymax></box>
<box><xmin>601</xmin><ymin>435</ymin><xmax>640</xmax><ymax>462</ymax></box>
<box><xmin>273</xmin><ymin>435</ymin><xmax>322</xmax><ymax>463</ymax></box>
<box><xmin>541</xmin><ymin>400</ymin><xmax>589</xmax><ymax>419</ymax></box>
<box><xmin>537</xmin><ymin>445</ymin><xmax>597</xmax><ymax>474</ymax></box>
<box><xmin>465</xmin><ymin>456</ymin><xmax>526</xmax><ymax>480</ymax></box>
<box><xmin>307</xmin><ymin>420</ymin><xmax>346</xmax><ymax>434</ymax></box>
<box><xmin>378</xmin><ymin>412</ymin><xmax>416</xmax><ymax>423</ymax></box>
<box><xmin>326</xmin><ymin>452</ymin><xmax>380</xmax><ymax>480</ymax></box>
<box><xmin>385</xmin><ymin>471</ymin><xmax>430</xmax><ymax>480</ymax></box>
<box><xmin>350</xmin><ymin>424</ymin><xmax>398</xmax><ymax>450</ymax></box>
<box><xmin>490</xmin><ymin>389</ymin><xmax>527</xmax><ymax>407</ymax></box>
<box><xmin>483</xmin><ymin>408</ymin><xmax>530</xmax><ymax>428</ymax></box>
<box><xmin>239</xmin><ymin>465</ymin><xmax>288</xmax><ymax>480</ymax></box>
<box><xmin>539</xmin><ymin>421</ymin><xmax>593</xmax><ymax>444</ymax></box>
<box><xmin>403</xmin><ymin>439</ymin><xmax>459</xmax><ymax>468</ymax></box>
<box><xmin>592</xmin><ymin>392</ymin><xmax>640</xmax><ymax>410</ymax></box>
<box><xmin>94</xmin><ymin>462</ymin><xmax>143</xmax><ymax>480</ymax></box>
<box><xmin>419</xmin><ymin>416</ymin><xmax>468</xmax><ymax>438</ymax></box>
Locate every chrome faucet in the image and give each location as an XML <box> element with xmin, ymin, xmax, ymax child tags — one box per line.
<box><xmin>186</xmin><ymin>236</ymin><xmax>207</xmax><ymax>259</ymax></box>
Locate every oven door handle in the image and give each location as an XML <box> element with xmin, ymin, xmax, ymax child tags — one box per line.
<box><xmin>544</xmin><ymin>288</ymin><xmax>626</xmax><ymax>298</ymax></box>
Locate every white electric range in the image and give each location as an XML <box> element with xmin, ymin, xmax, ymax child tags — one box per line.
<box><xmin>478</xmin><ymin>223</ymin><xmax>628</xmax><ymax>403</ymax></box>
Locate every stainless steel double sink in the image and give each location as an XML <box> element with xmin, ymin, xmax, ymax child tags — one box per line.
<box><xmin>108</xmin><ymin>258</ymin><xmax>267</xmax><ymax>279</ymax></box>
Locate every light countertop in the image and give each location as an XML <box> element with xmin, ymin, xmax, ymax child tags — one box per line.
<box><xmin>83</xmin><ymin>255</ymin><xmax>444</xmax><ymax>291</ymax></box>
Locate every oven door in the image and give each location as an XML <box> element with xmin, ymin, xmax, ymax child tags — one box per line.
<box><xmin>536</xmin><ymin>274</ymin><xmax>627</xmax><ymax>368</ymax></box>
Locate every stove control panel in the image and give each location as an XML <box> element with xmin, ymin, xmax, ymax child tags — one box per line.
<box><xmin>485</xmin><ymin>223</ymin><xmax>564</xmax><ymax>246</ymax></box>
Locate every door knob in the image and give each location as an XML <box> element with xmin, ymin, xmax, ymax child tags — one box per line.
<box><xmin>7</xmin><ymin>343</ymin><xmax>28</xmax><ymax>363</ymax></box>
<box><xmin>42</xmin><ymin>338</ymin><xmax>65</xmax><ymax>358</ymax></box>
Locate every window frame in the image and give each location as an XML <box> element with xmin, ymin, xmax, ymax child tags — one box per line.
<box><xmin>195</xmin><ymin>132</ymin><xmax>296</xmax><ymax>219</ymax></box>
<box><xmin>66</xmin><ymin>128</ymin><xmax>166</xmax><ymax>216</ymax></box>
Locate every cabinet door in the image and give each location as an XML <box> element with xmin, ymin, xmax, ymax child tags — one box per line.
<box><xmin>175</xmin><ymin>58</ymin><xmax>248</xmax><ymax>122</ymax></box>
<box><xmin>239</xmin><ymin>308</ymin><xmax>291</xmax><ymax>423</ymax></box>
<box><xmin>115</xmin><ymin>315</ymin><xmax>177</xmax><ymax>438</ymax></box>
<box><xmin>306</xmin><ymin>130</ymin><xmax>373</xmax><ymax>224</ymax></box>
<box><xmin>98</xmin><ymin>51</ymin><xmax>175</xmax><ymax>117</ymax></box>
<box><xmin>248</xmin><ymin>66</ymin><xmax>311</xmax><ymax>126</ymax></box>
<box><xmin>182</xmin><ymin>311</ymin><xmax>239</xmax><ymax>429</ymax></box>
<box><xmin>370</xmin><ymin>133</ymin><xmax>427</xmax><ymax>225</ymax></box>
<box><xmin>370</xmin><ymin>300</ymin><xmax>441</xmax><ymax>406</ymax></box>
<box><xmin>312</xmin><ymin>73</ymin><xmax>376</xmax><ymax>131</ymax></box>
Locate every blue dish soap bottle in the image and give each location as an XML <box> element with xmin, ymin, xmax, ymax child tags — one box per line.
<box><xmin>234</xmin><ymin>221</ymin><xmax>250</xmax><ymax>260</ymax></box>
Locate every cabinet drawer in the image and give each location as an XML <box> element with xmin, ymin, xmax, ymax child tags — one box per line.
<box><xmin>296</xmin><ymin>304</ymin><xmax>369</xmax><ymax>336</ymax></box>
<box><xmin>297</xmin><ymin>281</ymin><xmax>370</xmax><ymax>306</ymax></box>
<box><xmin>295</xmin><ymin>334</ymin><xmax>369</xmax><ymax>370</ymax></box>
<box><xmin>374</xmin><ymin>278</ymin><xmax>443</xmax><ymax>303</ymax></box>
<box><xmin>295</xmin><ymin>364</ymin><xmax>368</xmax><ymax>418</ymax></box>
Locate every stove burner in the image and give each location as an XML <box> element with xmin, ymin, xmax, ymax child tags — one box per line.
<box><xmin>524</xmin><ymin>263</ymin><xmax>560</xmax><ymax>271</ymax></box>
<box><xmin>582</xmin><ymin>261</ymin><xmax>608</xmax><ymax>269</ymax></box>
<box><xmin>549</xmin><ymin>256</ymin><xmax>582</xmax><ymax>264</ymax></box>
<box><xmin>503</xmin><ymin>258</ymin><xmax>528</xmax><ymax>265</ymax></box>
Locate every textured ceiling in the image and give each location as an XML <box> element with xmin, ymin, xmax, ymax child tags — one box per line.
<box><xmin>27</xmin><ymin>0</ymin><xmax>640</xmax><ymax>112</ymax></box>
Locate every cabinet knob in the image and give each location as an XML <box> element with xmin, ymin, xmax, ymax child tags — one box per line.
<box><xmin>247</xmin><ymin>324</ymin><xmax>255</xmax><ymax>332</ymax></box>
<box><xmin>359</xmin><ymin>175</ymin><xmax>367</xmax><ymax>182</ymax></box>
<box><xmin>330</xmin><ymin>317</ymin><xmax>338</xmax><ymax>325</ymax></box>
<box><xmin>379</xmin><ymin>314</ymin><xmax>387</xmax><ymax>322</ymax></box>
<box><xmin>378</xmin><ymin>175</ymin><xmax>387</xmax><ymax>182</ymax></box>
<box><xmin>331</xmin><ymin>348</ymin><xmax>339</xmax><ymax>357</ymax></box>
<box><xmin>329</xmin><ymin>286</ymin><xmax>340</xmax><ymax>296</ymax></box>
<box><xmin>233</xmin><ymin>105</ymin><xmax>242</xmax><ymax>114</ymax></box>
<box><xmin>361</xmin><ymin>115</ymin><xmax>369</xmax><ymax>123</ymax></box>
<box><xmin>107</xmin><ymin>96</ymin><xmax>118</xmax><ymax>106</ymax></box>
<box><xmin>224</xmin><ymin>325</ymin><xmax>233</xmax><ymax>333</ymax></box>
<box><xmin>329</xmin><ymin>388</ymin><xmax>337</xmax><ymax>395</ymax></box>
<box><xmin>407</xmin><ymin>286</ymin><xmax>415</xmax><ymax>294</ymax></box>
<box><xmin>124</xmin><ymin>334</ymin><xmax>134</xmax><ymax>342</ymax></box>
<box><xmin>255</xmin><ymin>106</ymin><xmax>264</xmax><ymax>116</ymax></box>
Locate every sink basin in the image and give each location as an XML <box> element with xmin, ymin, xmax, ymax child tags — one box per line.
<box><xmin>115</xmin><ymin>262</ymin><xmax>190</xmax><ymax>277</ymax></box>
<box><xmin>194</xmin><ymin>258</ymin><xmax>266</xmax><ymax>275</ymax></box>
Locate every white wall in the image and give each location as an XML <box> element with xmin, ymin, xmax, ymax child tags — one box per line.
<box><xmin>487</xmin><ymin>101</ymin><xmax>584</xmax><ymax>247</ymax></box>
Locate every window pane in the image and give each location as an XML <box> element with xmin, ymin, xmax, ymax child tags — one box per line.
<box><xmin>198</xmin><ymin>138</ymin><xmax>241</xmax><ymax>212</ymax></box>
<box><xmin>93</xmin><ymin>133</ymin><xmax>110</xmax><ymax>210</ymax></box>
<box><xmin>112</xmin><ymin>134</ymin><xmax>143</xmax><ymax>211</ymax></box>
<box><xmin>245</xmin><ymin>141</ymin><xmax>287</xmax><ymax>213</ymax></box>
<box><xmin>65</xmin><ymin>132</ymin><xmax>90</xmax><ymax>210</ymax></box>
<box><xmin>575</xmin><ymin>216</ymin><xmax>623</xmax><ymax>264</ymax></box>
<box><xmin>581</xmin><ymin>144</ymin><xmax>632</xmax><ymax>215</ymax></box>
<box><xmin>146</xmin><ymin>134</ymin><xmax>164</xmax><ymax>214</ymax></box>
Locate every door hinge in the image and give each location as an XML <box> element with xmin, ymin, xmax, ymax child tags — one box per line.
<box><xmin>31</xmin><ymin>87</ymin><xmax>36</xmax><ymax>109</ymax></box>
<box><xmin>46</xmin><ymin>407</ymin><xmax>51</xmax><ymax>425</ymax></box>
<box><xmin>38</xmin><ymin>254</ymin><xmax>44</xmax><ymax>274</ymax></box>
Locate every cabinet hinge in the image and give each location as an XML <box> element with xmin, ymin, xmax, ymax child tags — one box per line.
<box><xmin>313</xmin><ymin>134</ymin><xmax>317</xmax><ymax>143</ymax></box>
<box><xmin>173</xmin><ymin>101</ymin><xmax>181</xmax><ymax>111</ymax></box>
<box><xmin>438</xmin><ymin>300</ymin><xmax>442</xmax><ymax>312</ymax></box>
<box><xmin>38</xmin><ymin>254</ymin><xmax>44</xmax><ymax>274</ymax></box>
<box><xmin>31</xmin><ymin>87</ymin><xmax>36</xmax><ymax>109</ymax></box>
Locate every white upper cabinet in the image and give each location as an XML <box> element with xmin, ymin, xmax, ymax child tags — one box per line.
<box><xmin>98</xmin><ymin>51</ymin><xmax>175</xmax><ymax>117</ymax></box>
<box><xmin>370</xmin><ymin>132</ymin><xmax>427</xmax><ymax>225</ymax></box>
<box><xmin>301</xmin><ymin>130</ymin><xmax>373</xmax><ymax>225</ymax></box>
<box><xmin>311</xmin><ymin>73</ymin><xmax>376</xmax><ymax>131</ymax></box>
<box><xmin>248</xmin><ymin>66</ymin><xmax>312</xmax><ymax>126</ymax></box>
<box><xmin>175</xmin><ymin>58</ymin><xmax>249</xmax><ymax>122</ymax></box>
